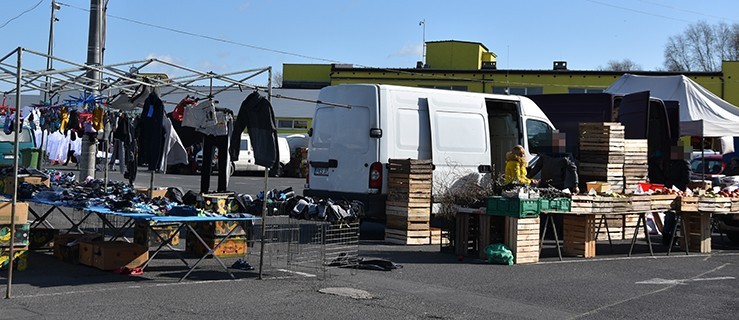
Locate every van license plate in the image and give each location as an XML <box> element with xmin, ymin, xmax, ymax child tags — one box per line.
<box><xmin>314</xmin><ymin>167</ymin><xmax>329</xmax><ymax>176</ymax></box>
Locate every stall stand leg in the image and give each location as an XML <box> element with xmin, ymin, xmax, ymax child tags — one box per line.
<box><xmin>141</xmin><ymin>223</ymin><xmax>189</xmax><ymax>271</ymax></box>
<box><xmin>594</xmin><ymin>214</ymin><xmax>614</xmax><ymax>253</ymax></box>
<box><xmin>628</xmin><ymin>213</ymin><xmax>654</xmax><ymax>257</ymax></box>
<box><xmin>258</xmin><ymin>168</ymin><xmax>269</xmax><ymax>280</ymax></box>
<box><xmin>181</xmin><ymin>223</ymin><xmax>237</xmax><ymax>282</ymax></box>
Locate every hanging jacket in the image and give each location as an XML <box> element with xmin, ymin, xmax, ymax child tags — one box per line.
<box><xmin>92</xmin><ymin>106</ymin><xmax>105</xmax><ymax>131</ymax></box>
<box><xmin>231</xmin><ymin>92</ymin><xmax>277</xmax><ymax>168</ymax></box>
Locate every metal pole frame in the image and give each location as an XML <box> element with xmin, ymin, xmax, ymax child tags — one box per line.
<box><xmin>5</xmin><ymin>47</ymin><xmax>22</xmax><ymax>299</ymax></box>
<box><xmin>258</xmin><ymin>67</ymin><xmax>273</xmax><ymax>280</ymax></box>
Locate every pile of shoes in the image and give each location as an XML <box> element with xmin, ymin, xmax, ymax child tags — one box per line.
<box><xmin>289</xmin><ymin>197</ymin><xmax>363</xmax><ymax>224</ymax></box>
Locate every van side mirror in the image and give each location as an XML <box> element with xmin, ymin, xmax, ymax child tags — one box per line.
<box><xmin>307</xmin><ymin>128</ymin><xmax>313</xmax><ymax>137</ymax></box>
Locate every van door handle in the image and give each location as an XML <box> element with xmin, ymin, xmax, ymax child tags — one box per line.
<box><xmin>478</xmin><ymin>165</ymin><xmax>492</xmax><ymax>173</ymax></box>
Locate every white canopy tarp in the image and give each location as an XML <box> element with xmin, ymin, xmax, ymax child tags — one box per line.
<box><xmin>605</xmin><ymin>74</ymin><xmax>739</xmax><ymax>137</ymax></box>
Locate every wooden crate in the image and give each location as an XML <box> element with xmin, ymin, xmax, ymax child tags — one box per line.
<box><xmin>732</xmin><ymin>198</ymin><xmax>739</xmax><ymax>212</ymax></box>
<box><xmin>388</xmin><ymin>158</ymin><xmax>433</xmax><ymax>174</ymax></box>
<box><xmin>593</xmin><ymin>215</ymin><xmax>624</xmax><ymax>241</ymax></box>
<box><xmin>430</xmin><ymin>227</ymin><xmax>450</xmax><ymax>246</ymax></box>
<box><xmin>504</xmin><ymin>216</ymin><xmax>540</xmax><ymax>264</ymax></box>
<box><xmin>385</xmin><ymin>228</ymin><xmax>431</xmax><ymax>245</ymax></box>
<box><xmin>386</xmin><ymin>215</ymin><xmax>430</xmax><ymax>231</ymax></box>
<box><xmin>622</xmin><ymin>214</ymin><xmax>644</xmax><ymax>240</ymax></box>
<box><xmin>454</xmin><ymin>210</ymin><xmax>498</xmax><ymax>258</ymax></box>
<box><xmin>698</xmin><ymin>197</ymin><xmax>731</xmax><ymax>213</ymax></box>
<box><xmin>571</xmin><ymin>195</ymin><xmax>594</xmax><ymax>213</ymax></box>
<box><xmin>679</xmin><ymin>196</ymin><xmax>699</xmax><ymax>212</ymax></box>
<box><xmin>650</xmin><ymin>194</ymin><xmax>677</xmax><ymax>211</ymax></box>
<box><xmin>579</xmin><ymin>163</ymin><xmax>624</xmax><ymax>177</ymax></box>
<box><xmin>563</xmin><ymin>215</ymin><xmax>596</xmax><ymax>258</ymax></box>
<box><xmin>386</xmin><ymin>206</ymin><xmax>431</xmax><ymax>220</ymax></box>
<box><xmin>680</xmin><ymin>212</ymin><xmax>711</xmax><ymax>253</ymax></box>
<box><xmin>630</xmin><ymin>195</ymin><xmax>652</xmax><ymax>211</ymax></box>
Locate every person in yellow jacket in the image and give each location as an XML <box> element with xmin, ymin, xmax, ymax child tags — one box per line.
<box><xmin>504</xmin><ymin>145</ymin><xmax>534</xmax><ymax>185</ymax></box>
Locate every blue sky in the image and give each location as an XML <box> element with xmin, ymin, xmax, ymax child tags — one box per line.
<box><xmin>1</xmin><ymin>0</ymin><xmax>738</xmax><ymax>84</ymax></box>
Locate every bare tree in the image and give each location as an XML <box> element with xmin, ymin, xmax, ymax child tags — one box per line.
<box><xmin>599</xmin><ymin>58</ymin><xmax>642</xmax><ymax>71</ymax></box>
<box><xmin>272</xmin><ymin>71</ymin><xmax>283</xmax><ymax>88</ymax></box>
<box><xmin>664</xmin><ymin>21</ymin><xmax>739</xmax><ymax>72</ymax></box>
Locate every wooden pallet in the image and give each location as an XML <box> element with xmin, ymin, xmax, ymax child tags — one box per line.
<box><xmin>563</xmin><ymin>215</ymin><xmax>596</xmax><ymax>258</ymax></box>
<box><xmin>732</xmin><ymin>198</ymin><xmax>739</xmax><ymax>212</ymax></box>
<box><xmin>430</xmin><ymin>227</ymin><xmax>450</xmax><ymax>245</ymax></box>
<box><xmin>650</xmin><ymin>194</ymin><xmax>677</xmax><ymax>211</ymax></box>
<box><xmin>504</xmin><ymin>216</ymin><xmax>540</xmax><ymax>264</ymax></box>
<box><xmin>385</xmin><ymin>228</ymin><xmax>431</xmax><ymax>245</ymax></box>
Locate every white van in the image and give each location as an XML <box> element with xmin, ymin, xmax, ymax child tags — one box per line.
<box><xmin>197</xmin><ymin>134</ymin><xmax>290</xmax><ymax>176</ymax></box>
<box><xmin>303</xmin><ymin>84</ymin><xmax>556</xmax><ymax>221</ymax></box>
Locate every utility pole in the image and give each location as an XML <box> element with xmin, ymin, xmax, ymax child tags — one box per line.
<box><xmin>80</xmin><ymin>0</ymin><xmax>103</xmax><ymax>182</ymax></box>
<box><xmin>419</xmin><ymin>19</ymin><xmax>426</xmax><ymax>66</ymax></box>
<box><xmin>45</xmin><ymin>0</ymin><xmax>60</xmax><ymax>102</ymax></box>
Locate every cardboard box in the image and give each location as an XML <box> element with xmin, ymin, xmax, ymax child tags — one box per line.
<box><xmin>0</xmin><ymin>202</ymin><xmax>28</xmax><ymax>224</ymax></box>
<box><xmin>53</xmin><ymin>233</ymin><xmax>103</xmax><ymax>264</ymax></box>
<box><xmin>190</xmin><ymin>221</ymin><xmax>246</xmax><ymax>237</ymax></box>
<box><xmin>91</xmin><ymin>241</ymin><xmax>149</xmax><ymax>271</ymax></box>
<box><xmin>0</xmin><ymin>223</ymin><xmax>30</xmax><ymax>247</ymax></box>
<box><xmin>135</xmin><ymin>187</ymin><xmax>168</xmax><ymax>199</ymax></box>
<box><xmin>586</xmin><ymin>181</ymin><xmax>611</xmax><ymax>193</ymax></box>
<box><xmin>2</xmin><ymin>176</ymin><xmax>50</xmax><ymax>194</ymax></box>
<box><xmin>78</xmin><ymin>241</ymin><xmax>98</xmax><ymax>266</ymax></box>
<box><xmin>186</xmin><ymin>235</ymin><xmax>247</xmax><ymax>258</ymax></box>
<box><xmin>29</xmin><ymin>228</ymin><xmax>60</xmax><ymax>249</ymax></box>
<box><xmin>133</xmin><ymin>222</ymin><xmax>180</xmax><ymax>247</ymax></box>
<box><xmin>1</xmin><ymin>247</ymin><xmax>29</xmax><ymax>271</ymax></box>
<box><xmin>201</xmin><ymin>193</ymin><xmax>238</xmax><ymax>214</ymax></box>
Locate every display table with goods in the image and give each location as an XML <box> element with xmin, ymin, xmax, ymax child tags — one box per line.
<box><xmin>0</xmin><ymin>169</ymin><xmax>273</xmax><ymax>280</ymax></box>
<box><xmin>668</xmin><ymin>188</ymin><xmax>739</xmax><ymax>254</ymax></box>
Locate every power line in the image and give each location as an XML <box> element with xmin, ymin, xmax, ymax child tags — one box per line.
<box><xmin>585</xmin><ymin>0</ymin><xmax>692</xmax><ymax>23</ymax></box>
<box><xmin>56</xmin><ymin>1</ymin><xmax>345</xmax><ymax>65</ymax></box>
<box><xmin>0</xmin><ymin>0</ymin><xmax>45</xmax><ymax>30</ymax></box>
<box><xmin>637</xmin><ymin>0</ymin><xmax>738</xmax><ymax>23</ymax></box>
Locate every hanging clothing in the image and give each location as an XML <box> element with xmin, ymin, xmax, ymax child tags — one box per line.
<box><xmin>59</xmin><ymin>107</ymin><xmax>69</xmax><ymax>133</ymax></box>
<box><xmin>231</xmin><ymin>92</ymin><xmax>278</xmax><ymax>168</ymax></box>
<box><xmin>197</xmin><ymin>110</ymin><xmax>231</xmax><ymax>136</ymax></box>
<box><xmin>137</xmin><ymin>92</ymin><xmax>165</xmax><ymax>171</ymax></box>
<box><xmin>172</xmin><ymin>96</ymin><xmax>196</xmax><ymax>122</ymax></box>
<box><xmin>183</xmin><ymin>100</ymin><xmax>217</xmax><ymax>130</ymax></box>
<box><xmin>157</xmin><ymin>116</ymin><xmax>189</xmax><ymax>172</ymax></box>
<box><xmin>200</xmin><ymin>134</ymin><xmax>231</xmax><ymax>193</ymax></box>
<box><xmin>92</xmin><ymin>106</ymin><xmax>105</xmax><ymax>131</ymax></box>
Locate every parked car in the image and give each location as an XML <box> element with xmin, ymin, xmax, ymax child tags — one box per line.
<box><xmin>689</xmin><ymin>155</ymin><xmax>726</xmax><ymax>181</ymax></box>
<box><xmin>691</xmin><ymin>149</ymin><xmax>721</xmax><ymax>159</ymax></box>
<box><xmin>196</xmin><ymin>135</ymin><xmax>289</xmax><ymax>177</ymax></box>
<box><xmin>0</xmin><ymin>124</ymin><xmax>36</xmax><ymax>167</ymax></box>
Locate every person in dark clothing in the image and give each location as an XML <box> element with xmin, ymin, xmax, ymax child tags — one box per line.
<box><xmin>723</xmin><ymin>158</ymin><xmax>739</xmax><ymax>176</ymax></box>
<box><xmin>527</xmin><ymin>132</ymin><xmax>579</xmax><ymax>194</ymax></box>
<box><xmin>662</xmin><ymin>145</ymin><xmax>691</xmax><ymax>246</ymax></box>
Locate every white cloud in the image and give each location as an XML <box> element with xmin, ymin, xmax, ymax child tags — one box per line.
<box><xmin>389</xmin><ymin>43</ymin><xmax>423</xmax><ymax>58</ymax></box>
<box><xmin>238</xmin><ymin>1</ymin><xmax>251</xmax><ymax>12</ymax></box>
<box><xmin>142</xmin><ymin>53</ymin><xmax>185</xmax><ymax>77</ymax></box>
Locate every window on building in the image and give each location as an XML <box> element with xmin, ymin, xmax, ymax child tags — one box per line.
<box><xmin>276</xmin><ymin>119</ymin><xmax>310</xmax><ymax>130</ymax></box>
<box><xmin>492</xmin><ymin>87</ymin><xmax>543</xmax><ymax>95</ymax></box>
<box><xmin>568</xmin><ymin>88</ymin><xmax>605</xmax><ymax>94</ymax></box>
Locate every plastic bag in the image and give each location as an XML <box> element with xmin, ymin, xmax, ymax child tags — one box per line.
<box><xmin>484</xmin><ymin>243</ymin><xmax>514</xmax><ymax>265</ymax></box>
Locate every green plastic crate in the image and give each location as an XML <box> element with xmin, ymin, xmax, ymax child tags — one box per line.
<box><xmin>486</xmin><ymin>196</ymin><xmax>540</xmax><ymax>218</ymax></box>
<box><xmin>539</xmin><ymin>198</ymin><xmax>572</xmax><ymax>212</ymax></box>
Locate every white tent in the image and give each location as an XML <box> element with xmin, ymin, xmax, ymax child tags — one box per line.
<box><xmin>605</xmin><ymin>74</ymin><xmax>739</xmax><ymax>137</ymax></box>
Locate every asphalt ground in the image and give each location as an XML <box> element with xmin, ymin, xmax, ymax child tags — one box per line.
<box><xmin>2</xmin><ymin>230</ymin><xmax>738</xmax><ymax>319</ymax></box>
<box><xmin>2</xmin><ymin>166</ymin><xmax>737</xmax><ymax>319</ymax></box>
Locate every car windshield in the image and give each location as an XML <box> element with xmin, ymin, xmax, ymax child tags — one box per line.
<box><xmin>690</xmin><ymin>158</ymin><xmax>723</xmax><ymax>174</ymax></box>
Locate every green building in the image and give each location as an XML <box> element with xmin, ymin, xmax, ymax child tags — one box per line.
<box><xmin>282</xmin><ymin>40</ymin><xmax>739</xmax><ymax>107</ymax></box>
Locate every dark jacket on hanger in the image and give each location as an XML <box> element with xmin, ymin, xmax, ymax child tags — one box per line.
<box><xmin>230</xmin><ymin>92</ymin><xmax>278</xmax><ymax>168</ymax></box>
<box><xmin>138</xmin><ymin>92</ymin><xmax>165</xmax><ymax>170</ymax></box>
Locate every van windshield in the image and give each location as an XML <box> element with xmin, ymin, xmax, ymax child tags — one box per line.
<box><xmin>526</xmin><ymin>119</ymin><xmax>553</xmax><ymax>154</ymax></box>
<box><xmin>0</xmin><ymin>129</ymin><xmax>32</xmax><ymax>143</ymax></box>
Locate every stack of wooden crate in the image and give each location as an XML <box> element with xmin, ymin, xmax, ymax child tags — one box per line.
<box><xmin>578</xmin><ymin>122</ymin><xmax>626</xmax><ymax>193</ymax></box>
<box><xmin>504</xmin><ymin>216</ymin><xmax>540</xmax><ymax>264</ymax></box>
<box><xmin>623</xmin><ymin>139</ymin><xmax>649</xmax><ymax>193</ymax></box>
<box><xmin>385</xmin><ymin>159</ymin><xmax>434</xmax><ymax>245</ymax></box>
